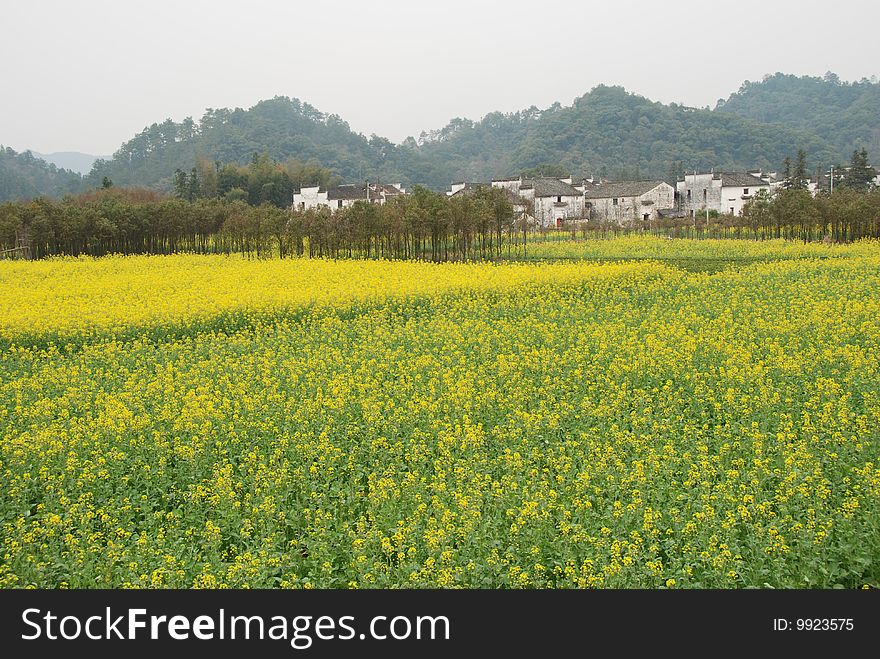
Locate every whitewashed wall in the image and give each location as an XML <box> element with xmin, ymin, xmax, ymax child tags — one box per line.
<box><xmin>533</xmin><ymin>195</ymin><xmax>585</xmax><ymax>227</ymax></box>
<box><xmin>292</xmin><ymin>186</ymin><xmax>328</xmax><ymax>210</ymax></box>
<box><xmin>720</xmin><ymin>184</ymin><xmax>770</xmax><ymax>216</ymax></box>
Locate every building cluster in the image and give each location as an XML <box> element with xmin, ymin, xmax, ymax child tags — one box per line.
<box><xmin>292</xmin><ymin>167</ymin><xmax>852</xmax><ymax>228</ymax></box>
<box><xmin>293</xmin><ymin>181</ymin><xmax>406</xmax><ymax>211</ymax></box>
<box><xmin>456</xmin><ymin>171</ymin><xmax>776</xmax><ymax>227</ymax></box>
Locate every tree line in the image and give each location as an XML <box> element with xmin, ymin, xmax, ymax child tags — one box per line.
<box><xmin>0</xmin><ymin>186</ymin><xmax>518</xmax><ymax>261</ymax></box>
<box><xmin>172</xmin><ymin>153</ymin><xmax>337</xmax><ymax>208</ymax></box>
<box><xmin>3</xmin><ymin>174</ymin><xmax>879</xmax><ymax>261</ymax></box>
<box><xmin>575</xmin><ymin>186</ymin><xmax>880</xmax><ymax>243</ymax></box>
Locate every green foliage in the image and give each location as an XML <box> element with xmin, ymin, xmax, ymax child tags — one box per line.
<box><xmin>411</xmin><ymin>85</ymin><xmax>839</xmax><ymax>187</ymax></box>
<box><xmin>84</xmin><ymin>97</ymin><xmax>384</xmax><ymax>192</ymax></box>
<box><xmin>717</xmin><ymin>72</ymin><xmax>880</xmax><ymax>165</ymax></box>
<box><xmin>77</xmin><ymin>83</ymin><xmax>855</xmax><ymax>195</ymax></box>
<box><xmin>0</xmin><ymin>183</ymin><xmax>519</xmax><ymax>261</ymax></box>
<box><xmin>844</xmin><ymin>148</ymin><xmax>877</xmax><ymax>191</ymax></box>
<box><xmin>8</xmin><ymin>74</ymin><xmax>879</xmax><ymax>201</ymax></box>
<box><xmin>174</xmin><ymin>153</ymin><xmax>334</xmax><ymax>209</ymax></box>
<box><xmin>0</xmin><ymin>146</ymin><xmax>85</xmax><ymax>202</ymax></box>
<box><xmin>519</xmin><ymin>164</ymin><xmax>571</xmax><ymax>179</ymax></box>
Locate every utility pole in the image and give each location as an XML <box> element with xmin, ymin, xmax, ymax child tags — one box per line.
<box><xmin>830</xmin><ymin>165</ymin><xmax>834</xmax><ymax>194</ymax></box>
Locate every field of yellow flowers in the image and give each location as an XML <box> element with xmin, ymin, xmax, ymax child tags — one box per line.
<box><xmin>1</xmin><ymin>237</ymin><xmax>879</xmax><ymax>588</ymax></box>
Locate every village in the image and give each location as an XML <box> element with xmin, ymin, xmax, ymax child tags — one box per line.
<box><xmin>292</xmin><ymin>169</ymin><xmax>802</xmax><ymax>229</ymax></box>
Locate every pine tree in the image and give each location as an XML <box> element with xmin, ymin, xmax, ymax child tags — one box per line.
<box><xmin>173</xmin><ymin>169</ymin><xmax>189</xmax><ymax>200</ymax></box>
<box><xmin>791</xmin><ymin>150</ymin><xmax>809</xmax><ymax>189</ymax></box>
<box><xmin>846</xmin><ymin>148</ymin><xmax>876</xmax><ymax>190</ymax></box>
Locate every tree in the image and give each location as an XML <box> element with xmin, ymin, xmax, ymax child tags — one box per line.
<box><xmin>790</xmin><ymin>149</ymin><xmax>809</xmax><ymax>190</ymax></box>
<box><xmin>782</xmin><ymin>156</ymin><xmax>792</xmax><ymax>188</ymax></box>
<box><xmin>188</xmin><ymin>167</ymin><xmax>201</xmax><ymax>201</ymax></box>
<box><xmin>742</xmin><ymin>189</ymin><xmax>772</xmax><ymax>237</ymax></box>
<box><xmin>845</xmin><ymin>148</ymin><xmax>876</xmax><ymax>190</ymax></box>
<box><xmin>196</xmin><ymin>157</ymin><xmax>218</xmax><ymax>199</ymax></box>
<box><xmin>173</xmin><ymin>169</ymin><xmax>189</xmax><ymax>200</ymax></box>
<box><xmin>101</xmin><ymin>176</ymin><xmax>113</xmax><ymax>189</ymax></box>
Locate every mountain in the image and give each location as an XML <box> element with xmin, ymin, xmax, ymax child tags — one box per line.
<box><xmin>88</xmin><ymin>85</ymin><xmax>844</xmax><ymax>194</ymax></box>
<box><xmin>85</xmin><ymin>98</ymin><xmax>387</xmax><ymax>191</ymax></box>
<box><xmin>4</xmin><ymin>73</ymin><xmax>872</xmax><ymax>201</ymax></box>
<box><xmin>716</xmin><ymin>72</ymin><xmax>880</xmax><ymax>165</ymax></box>
<box><xmin>33</xmin><ymin>151</ymin><xmax>107</xmax><ymax>175</ymax></box>
<box><xmin>0</xmin><ymin>147</ymin><xmax>84</xmax><ymax>202</ymax></box>
<box><xmin>407</xmin><ymin>84</ymin><xmax>839</xmax><ymax>185</ymax></box>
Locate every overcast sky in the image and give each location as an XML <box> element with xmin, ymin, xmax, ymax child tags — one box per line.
<box><xmin>2</xmin><ymin>0</ymin><xmax>877</xmax><ymax>155</ymax></box>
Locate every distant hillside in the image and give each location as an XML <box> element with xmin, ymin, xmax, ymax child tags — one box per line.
<box><xmin>3</xmin><ymin>73</ymin><xmax>870</xmax><ymax>202</ymax></box>
<box><xmin>412</xmin><ymin>85</ymin><xmax>839</xmax><ymax>185</ymax></box>
<box><xmin>33</xmin><ymin>151</ymin><xmax>106</xmax><ymax>175</ymax></box>
<box><xmin>0</xmin><ymin>147</ymin><xmax>84</xmax><ymax>202</ymax></box>
<box><xmin>85</xmin><ymin>97</ymin><xmax>389</xmax><ymax>191</ymax></box>
<box><xmin>86</xmin><ymin>85</ymin><xmax>845</xmax><ymax>195</ymax></box>
<box><xmin>716</xmin><ymin>72</ymin><xmax>880</xmax><ymax>164</ymax></box>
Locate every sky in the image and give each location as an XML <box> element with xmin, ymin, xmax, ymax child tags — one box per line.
<box><xmin>2</xmin><ymin>0</ymin><xmax>878</xmax><ymax>156</ymax></box>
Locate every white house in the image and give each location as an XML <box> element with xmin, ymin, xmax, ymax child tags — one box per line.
<box><xmin>676</xmin><ymin>172</ymin><xmax>771</xmax><ymax>217</ymax></box>
<box><xmin>491</xmin><ymin>176</ymin><xmax>585</xmax><ymax>228</ymax></box>
<box><xmin>581</xmin><ymin>180</ymin><xmax>675</xmax><ymax>224</ymax></box>
<box><xmin>293</xmin><ymin>182</ymin><xmax>405</xmax><ymax>211</ymax></box>
<box><xmin>447</xmin><ymin>181</ymin><xmax>484</xmax><ymax>196</ymax></box>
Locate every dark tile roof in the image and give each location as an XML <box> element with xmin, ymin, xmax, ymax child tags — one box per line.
<box><xmin>375</xmin><ymin>183</ymin><xmax>403</xmax><ymax>195</ymax></box>
<box><xmin>583</xmin><ymin>180</ymin><xmax>669</xmax><ymax>199</ymax></box>
<box><xmin>449</xmin><ymin>182</ymin><xmax>488</xmax><ymax>195</ymax></box>
<box><xmin>717</xmin><ymin>172</ymin><xmax>769</xmax><ymax>187</ymax></box>
<box><xmin>326</xmin><ymin>183</ymin><xmax>403</xmax><ymax>200</ymax></box>
<box><xmin>327</xmin><ymin>184</ymin><xmax>368</xmax><ymax>201</ymax></box>
<box><xmin>524</xmin><ymin>177</ymin><xmax>582</xmax><ymax>198</ymax></box>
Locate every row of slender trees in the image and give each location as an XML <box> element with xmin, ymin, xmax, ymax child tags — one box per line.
<box><xmin>571</xmin><ymin>187</ymin><xmax>880</xmax><ymax>242</ymax></box>
<box><xmin>0</xmin><ymin>186</ymin><xmax>518</xmax><ymax>261</ymax></box>
<box><xmin>2</xmin><ymin>184</ymin><xmax>880</xmax><ymax>261</ymax></box>
<box><xmin>737</xmin><ymin>187</ymin><xmax>880</xmax><ymax>242</ymax></box>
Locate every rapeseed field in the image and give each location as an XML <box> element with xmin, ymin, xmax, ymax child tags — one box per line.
<box><xmin>1</xmin><ymin>238</ymin><xmax>878</xmax><ymax>588</ymax></box>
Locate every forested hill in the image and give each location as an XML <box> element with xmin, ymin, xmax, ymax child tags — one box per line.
<box><xmin>85</xmin><ymin>97</ymin><xmax>392</xmax><ymax>191</ymax></box>
<box><xmin>9</xmin><ymin>74</ymin><xmax>875</xmax><ymax>200</ymax></box>
<box><xmin>410</xmin><ymin>85</ymin><xmax>838</xmax><ymax>184</ymax></box>
<box><xmin>0</xmin><ymin>147</ymin><xmax>84</xmax><ymax>202</ymax></box>
<box><xmin>86</xmin><ymin>86</ymin><xmax>841</xmax><ymax>194</ymax></box>
<box><xmin>716</xmin><ymin>73</ymin><xmax>880</xmax><ymax>164</ymax></box>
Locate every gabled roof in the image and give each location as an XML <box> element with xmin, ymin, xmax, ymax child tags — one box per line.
<box><xmin>327</xmin><ymin>184</ymin><xmax>368</xmax><ymax>201</ymax></box>
<box><xmin>449</xmin><ymin>182</ymin><xmax>488</xmax><ymax>196</ymax></box>
<box><xmin>523</xmin><ymin>177</ymin><xmax>582</xmax><ymax>198</ymax></box>
<box><xmin>583</xmin><ymin>180</ymin><xmax>669</xmax><ymax>199</ymax></box>
<box><xmin>326</xmin><ymin>183</ymin><xmax>403</xmax><ymax>200</ymax></box>
<box><xmin>717</xmin><ymin>172</ymin><xmax>768</xmax><ymax>187</ymax></box>
<box><xmin>375</xmin><ymin>183</ymin><xmax>403</xmax><ymax>195</ymax></box>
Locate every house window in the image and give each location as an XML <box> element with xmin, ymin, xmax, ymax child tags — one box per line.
<box><xmin>743</xmin><ymin>188</ymin><xmax>749</xmax><ymax>195</ymax></box>
<box><xmin>730</xmin><ymin>207</ymin><xmax>735</xmax><ymax>214</ymax></box>
<box><xmin>337</xmin><ymin>200</ymin><xmax>343</xmax><ymax>208</ymax></box>
<box><xmin>613</xmin><ymin>198</ymin><xmax>618</xmax><ymax>205</ymax></box>
<box><xmin>686</xmin><ymin>190</ymin><xmax>691</xmax><ymax>200</ymax></box>
<box><xmin>557</xmin><ymin>196</ymin><xmax>562</xmax><ymax>203</ymax></box>
<box><xmin>703</xmin><ymin>189</ymin><xmax>707</xmax><ymax>201</ymax></box>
